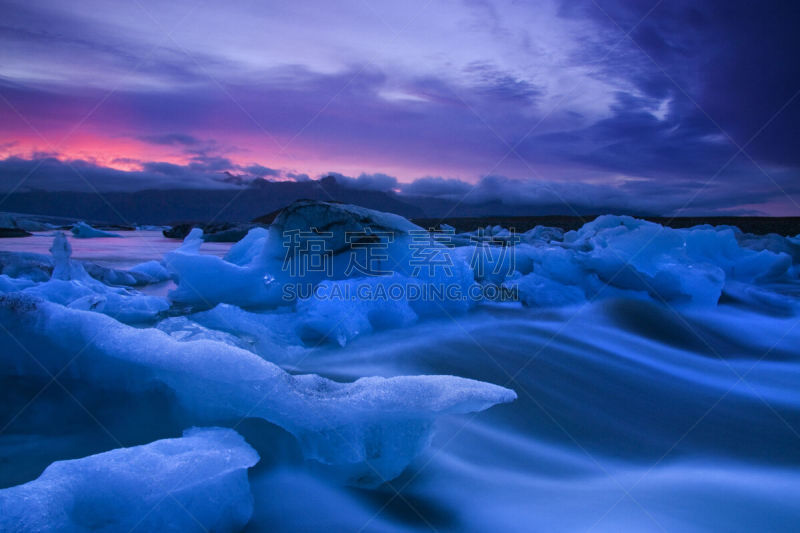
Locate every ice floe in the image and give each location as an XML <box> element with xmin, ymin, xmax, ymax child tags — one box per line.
<box><xmin>0</xmin><ymin>292</ymin><xmax>516</xmax><ymax>485</ymax></box>
<box><xmin>0</xmin><ymin>427</ymin><xmax>259</xmax><ymax>533</ymax></box>
<box><xmin>70</xmin><ymin>221</ymin><xmax>122</xmax><ymax>239</ymax></box>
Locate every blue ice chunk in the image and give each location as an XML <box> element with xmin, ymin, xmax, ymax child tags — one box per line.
<box><xmin>0</xmin><ymin>427</ymin><xmax>258</xmax><ymax>533</ymax></box>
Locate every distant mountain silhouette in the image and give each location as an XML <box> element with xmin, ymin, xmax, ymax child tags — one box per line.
<box><xmin>0</xmin><ymin>179</ymin><xmax>425</xmax><ymax>225</ymax></box>
<box><xmin>0</xmin><ymin>175</ymin><xmax>645</xmax><ymax>225</ymax></box>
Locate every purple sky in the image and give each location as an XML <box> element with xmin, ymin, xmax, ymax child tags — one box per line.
<box><xmin>0</xmin><ymin>0</ymin><xmax>798</xmax><ymax>215</ymax></box>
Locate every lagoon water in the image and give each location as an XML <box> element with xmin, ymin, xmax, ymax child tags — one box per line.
<box><xmin>1</xmin><ymin>223</ymin><xmax>799</xmax><ymax>532</ymax></box>
<box><xmin>0</xmin><ymin>230</ymin><xmax>232</xmax><ymax>269</ymax></box>
<box><xmin>246</xmin><ymin>301</ymin><xmax>800</xmax><ymax>532</ymax></box>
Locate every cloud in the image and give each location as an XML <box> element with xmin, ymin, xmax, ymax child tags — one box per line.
<box><xmin>0</xmin><ymin>156</ymin><xmax>238</xmax><ymax>193</ymax></box>
<box><xmin>187</xmin><ymin>155</ymin><xmax>234</xmax><ymax>173</ymax></box>
<box><xmin>328</xmin><ymin>172</ymin><xmax>398</xmax><ymax>191</ymax></box>
<box><xmin>0</xmin><ymin>0</ymin><xmax>798</xmax><ymax>215</ymax></box>
<box><xmin>3</xmin><ymin>154</ymin><xmax>795</xmax><ymax>215</ymax></box>
<box><xmin>463</xmin><ymin>61</ymin><xmax>542</xmax><ymax>105</ymax></box>
<box><xmin>244</xmin><ymin>164</ymin><xmax>281</xmax><ymax>178</ymax></box>
<box><xmin>560</xmin><ymin>0</ymin><xmax>800</xmax><ymax>169</ymax></box>
<box><xmin>138</xmin><ymin>133</ymin><xmax>203</xmax><ymax>146</ymax></box>
<box><xmin>400</xmin><ymin>176</ymin><xmax>473</xmax><ymax>197</ymax></box>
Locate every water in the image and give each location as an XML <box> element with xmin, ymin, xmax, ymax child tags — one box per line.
<box><xmin>0</xmin><ymin>231</ymin><xmax>232</xmax><ymax>269</ymax></box>
<box><xmin>243</xmin><ymin>302</ymin><xmax>800</xmax><ymax>532</ymax></box>
<box><xmin>1</xmin><ymin>231</ymin><xmax>799</xmax><ymax>532</ymax></box>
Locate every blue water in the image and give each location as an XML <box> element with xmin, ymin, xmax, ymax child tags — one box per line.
<box><xmin>246</xmin><ymin>302</ymin><xmax>800</xmax><ymax>532</ymax></box>
<box><xmin>1</xmin><ymin>231</ymin><xmax>799</xmax><ymax>532</ymax></box>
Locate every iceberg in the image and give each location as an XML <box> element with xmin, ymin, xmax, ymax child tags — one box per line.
<box><xmin>0</xmin><ymin>293</ymin><xmax>516</xmax><ymax>485</ymax></box>
<box><xmin>16</xmin><ymin>233</ymin><xmax>169</xmax><ymax>323</ymax></box>
<box><xmin>70</xmin><ymin>221</ymin><xmax>122</xmax><ymax>238</ymax></box>
<box><xmin>0</xmin><ymin>427</ymin><xmax>259</xmax><ymax>533</ymax></box>
<box><xmin>185</xmin><ymin>303</ymin><xmax>304</xmax><ymax>360</ymax></box>
<box><xmin>164</xmin><ymin>228</ymin><xmax>286</xmax><ymax>309</ymax></box>
<box><xmin>129</xmin><ymin>259</ymin><xmax>172</xmax><ymax>283</ymax></box>
<box><xmin>164</xmin><ymin>200</ymin><xmax>476</xmax><ymax>320</ymax></box>
<box><xmin>0</xmin><ymin>212</ymin><xmax>57</xmax><ymax>232</ymax></box>
<box><xmin>295</xmin><ymin>274</ymin><xmax>419</xmax><ymax>346</ymax></box>
<box><xmin>0</xmin><ymin>244</ymin><xmax>156</xmax><ymax>287</ymax></box>
<box><xmin>156</xmin><ymin>315</ymin><xmax>252</xmax><ymax>349</ymax></box>
<box><xmin>511</xmin><ymin>272</ymin><xmax>586</xmax><ymax>308</ymax></box>
<box><xmin>224</xmin><ymin>226</ymin><xmax>270</xmax><ymax>266</ymax></box>
<box><xmin>499</xmin><ymin>215</ymin><xmax>797</xmax><ymax>308</ymax></box>
<box><xmin>165</xmin><ymin>200</ymin><xmax>476</xmax><ymax>316</ymax></box>
<box><xmin>162</xmin><ymin>205</ymin><xmax>800</xmax><ymax>315</ymax></box>
<box><xmin>0</xmin><ymin>273</ymin><xmax>36</xmax><ymax>292</ymax></box>
<box><xmin>0</xmin><ymin>250</ymin><xmax>54</xmax><ymax>282</ymax></box>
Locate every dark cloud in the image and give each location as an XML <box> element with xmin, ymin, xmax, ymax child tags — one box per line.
<box><xmin>0</xmin><ymin>156</ymin><xmax>237</xmax><ymax>193</ymax></box>
<box><xmin>3</xmin><ymin>155</ymin><xmax>793</xmax><ymax>216</ymax></box>
<box><xmin>561</xmin><ymin>0</ymin><xmax>800</xmax><ymax>169</ymax></box>
<box><xmin>400</xmin><ymin>177</ymin><xmax>473</xmax><ymax>198</ymax></box>
<box><xmin>328</xmin><ymin>172</ymin><xmax>398</xmax><ymax>192</ymax></box>
<box><xmin>187</xmin><ymin>155</ymin><xmax>234</xmax><ymax>173</ymax></box>
<box><xmin>0</xmin><ymin>1</ymin><xmax>798</xmax><ymax>214</ymax></box>
<box><xmin>138</xmin><ymin>133</ymin><xmax>203</xmax><ymax>146</ymax></box>
<box><xmin>244</xmin><ymin>164</ymin><xmax>281</xmax><ymax>178</ymax></box>
<box><xmin>463</xmin><ymin>62</ymin><xmax>542</xmax><ymax>105</ymax></box>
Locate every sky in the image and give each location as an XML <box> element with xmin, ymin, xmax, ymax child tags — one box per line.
<box><xmin>0</xmin><ymin>0</ymin><xmax>798</xmax><ymax>215</ymax></box>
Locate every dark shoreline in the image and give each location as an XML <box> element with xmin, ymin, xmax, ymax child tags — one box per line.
<box><xmin>411</xmin><ymin>215</ymin><xmax>800</xmax><ymax>236</ymax></box>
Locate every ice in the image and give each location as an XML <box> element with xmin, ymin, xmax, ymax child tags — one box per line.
<box><xmin>0</xmin><ymin>293</ymin><xmax>516</xmax><ymax>485</ymax></box>
<box><xmin>0</xmin><ymin>250</ymin><xmax>53</xmax><ymax>282</ymax></box>
<box><xmin>1</xmin><ymin>206</ymin><xmax>799</xmax><ymax>529</ymax></box>
<box><xmin>50</xmin><ymin>232</ymin><xmax>89</xmax><ymax>281</ymax></box>
<box><xmin>273</xmin><ymin>199</ymin><xmax>421</xmax><ymax>240</ymax></box>
<box><xmin>186</xmin><ymin>304</ymin><xmax>304</xmax><ymax>360</ymax></box>
<box><xmin>520</xmin><ymin>225</ymin><xmax>564</xmax><ymax>244</ymax></box>
<box><xmin>511</xmin><ymin>272</ymin><xmax>586</xmax><ymax>308</ymax></box>
<box><xmin>224</xmin><ymin>226</ymin><xmax>270</xmax><ymax>266</ymax></box>
<box><xmin>0</xmin><ymin>273</ymin><xmax>36</xmax><ymax>292</ymax></box>
<box><xmin>156</xmin><ymin>315</ymin><xmax>252</xmax><ymax>349</ymax></box>
<box><xmin>165</xmin><ymin>237</ymin><xmax>285</xmax><ymax>309</ymax></box>
<box><xmin>70</xmin><ymin>221</ymin><xmax>122</xmax><ymax>238</ymax></box>
<box><xmin>178</xmin><ymin>227</ymin><xmax>204</xmax><ymax>252</ymax></box>
<box><xmin>0</xmin><ymin>243</ymin><xmax>155</xmax><ymax>287</ymax></box>
<box><xmin>295</xmin><ymin>275</ymin><xmax>419</xmax><ymax>346</ymax></box>
<box><xmin>13</xmin><ymin>233</ymin><xmax>170</xmax><ymax>323</ymax></box>
<box><xmin>0</xmin><ymin>427</ymin><xmax>259</xmax><ymax>533</ymax></box>
<box><xmin>736</xmin><ymin>231</ymin><xmax>800</xmax><ymax>262</ymax></box>
<box><xmin>129</xmin><ymin>259</ymin><xmax>171</xmax><ymax>283</ymax></box>
<box><xmin>683</xmin><ymin>227</ymin><xmax>792</xmax><ymax>282</ymax></box>
<box><xmin>83</xmin><ymin>262</ymin><xmax>149</xmax><ymax>286</ymax></box>
<box><xmin>165</xmin><ymin>206</ymin><xmax>800</xmax><ymax>314</ymax></box>
<box><xmin>0</xmin><ymin>212</ymin><xmax>57</xmax><ymax>232</ymax></box>
<box><xmin>165</xmin><ymin>201</ymin><xmax>476</xmax><ymax>315</ymax></box>
<box><xmin>503</xmin><ymin>215</ymin><xmax>793</xmax><ymax>307</ymax></box>
<box><xmin>273</xmin><ymin>201</ymin><xmax>478</xmax><ymax>316</ymax></box>
<box><xmin>136</xmin><ymin>224</ymin><xmax>169</xmax><ymax>231</ymax></box>
<box><xmin>559</xmin><ymin>216</ymin><xmax>723</xmax><ymax>305</ymax></box>
<box><xmin>176</xmin><ymin>275</ymin><xmax>418</xmax><ymax>354</ymax></box>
